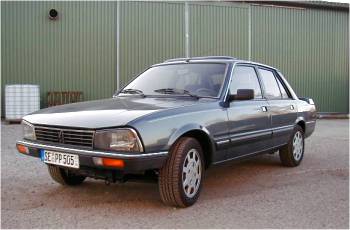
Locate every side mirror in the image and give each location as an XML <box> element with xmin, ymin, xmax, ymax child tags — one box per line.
<box><xmin>229</xmin><ymin>89</ymin><xmax>254</xmax><ymax>101</ymax></box>
<box><xmin>113</xmin><ymin>89</ymin><xmax>121</xmax><ymax>97</ymax></box>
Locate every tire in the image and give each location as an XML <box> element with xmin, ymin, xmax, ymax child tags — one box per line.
<box><xmin>159</xmin><ymin>137</ymin><xmax>204</xmax><ymax>207</ymax></box>
<box><xmin>47</xmin><ymin>165</ymin><xmax>86</xmax><ymax>186</ymax></box>
<box><xmin>279</xmin><ymin>125</ymin><xmax>305</xmax><ymax>167</ymax></box>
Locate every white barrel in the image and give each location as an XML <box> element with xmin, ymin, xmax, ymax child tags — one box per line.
<box><xmin>5</xmin><ymin>84</ymin><xmax>40</xmax><ymax>121</ymax></box>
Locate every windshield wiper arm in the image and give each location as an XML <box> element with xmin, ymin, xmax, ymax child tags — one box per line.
<box><xmin>119</xmin><ymin>88</ymin><xmax>145</xmax><ymax>97</ymax></box>
<box><xmin>154</xmin><ymin>88</ymin><xmax>200</xmax><ymax>99</ymax></box>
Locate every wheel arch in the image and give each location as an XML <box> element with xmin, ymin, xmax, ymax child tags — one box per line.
<box><xmin>167</xmin><ymin>124</ymin><xmax>215</xmax><ymax>168</ymax></box>
<box><xmin>295</xmin><ymin>117</ymin><xmax>306</xmax><ymax>133</ymax></box>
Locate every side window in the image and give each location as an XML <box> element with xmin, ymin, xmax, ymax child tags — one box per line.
<box><xmin>258</xmin><ymin>68</ymin><xmax>282</xmax><ymax>99</ymax></box>
<box><xmin>276</xmin><ymin>77</ymin><xmax>290</xmax><ymax>99</ymax></box>
<box><xmin>230</xmin><ymin>66</ymin><xmax>262</xmax><ymax>99</ymax></box>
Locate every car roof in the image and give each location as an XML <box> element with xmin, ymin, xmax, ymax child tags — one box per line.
<box><xmin>155</xmin><ymin>56</ymin><xmax>279</xmax><ymax>71</ymax></box>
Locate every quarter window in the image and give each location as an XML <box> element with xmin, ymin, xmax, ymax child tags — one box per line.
<box><xmin>276</xmin><ymin>77</ymin><xmax>290</xmax><ymax>99</ymax></box>
<box><xmin>230</xmin><ymin>66</ymin><xmax>262</xmax><ymax>99</ymax></box>
<box><xmin>258</xmin><ymin>68</ymin><xmax>281</xmax><ymax>99</ymax></box>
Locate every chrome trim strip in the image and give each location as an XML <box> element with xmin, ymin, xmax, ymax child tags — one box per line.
<box><xmin>272</xmin><ymin>124</ymin><xmax>294</xmax><ymax>131</ymax></box>
<box><xmin>230</xmin><ymin>130</ymin><xmax>271</xmax><ymax>143</ymax></box>
<box><xmin>216</xmin><ymin>139</ymin><xmax>230</xmax><ymax>145</ymax></box>
<box><xmin>225</xmin><ymin>125</ymin><xmax>294</xmax><ymax>144</ymax></box>
<box><xmin>240</xmin><ymin>61</ymin><xmax>278</xmax><ymax>71</ymax></box>
<box><xmin>164</xmin><ymin>56</ymin><xmax>236</xmax><ymax>63</ymax></box>
<box><xmin>213</xmin><ymin>143</ymin><xmax>286</xmax><ymax>165</ymax></box>
<box><xmin>17</xmin><ymin>140</ymin><xmax>167</xmax><ymax>159</ymax></box>
<box><xmin>271</xmin><ymin>125</ymin><xmax>294</xmax><ymax>136</ymax></box>
<box><xmin>34</xmin><ymin>125</ymin><xmax>95</xmax><ymax>133</ymax></box>
<box><xmin>229</xmin><ymin>128</ymin><xmax>272</xmax><ymax>139</ymax></box>
<box><xmin>305</xmin><ymin>120</ymin><xmax>316</xmax><ymax>124</ymax></box>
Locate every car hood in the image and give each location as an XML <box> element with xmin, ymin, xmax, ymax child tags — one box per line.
<box><xmin>24</xmin><ymin>97</ymin><xmax>201</xmax><ymax>129</ymax></box>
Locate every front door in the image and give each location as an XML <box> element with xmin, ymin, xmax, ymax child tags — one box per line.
<box><xmin>225</xmin><ymin>65</ymin><xmax>272</xmax><ymax>160</ymax></box>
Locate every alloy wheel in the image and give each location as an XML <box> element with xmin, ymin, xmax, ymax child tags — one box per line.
<box><xmin>292</xmin><ymin>131</ymin><xmax>303</xmax><ymax>161</ymax></box>
<box><xmin>182</xmin><ymin>148</ymin><xmax>202</xmax><ymax>198</ymax></box>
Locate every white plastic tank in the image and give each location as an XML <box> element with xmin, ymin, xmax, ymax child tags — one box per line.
<box><xmin>5</xmin><ymin>84</ymin><xmax>40</xmax><ymax>121</ymax></box>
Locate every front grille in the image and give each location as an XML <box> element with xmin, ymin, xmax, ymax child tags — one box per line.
<box><xmin>35</xmin><ymin>126</ymin><xmax>94</xmax><ymax>148</ymax></box>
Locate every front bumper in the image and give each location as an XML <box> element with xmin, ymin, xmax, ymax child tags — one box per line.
<box><xmin>16</xmin><ymin>140</ymin><xmax>168</xmax><ymax>173</ymax></box>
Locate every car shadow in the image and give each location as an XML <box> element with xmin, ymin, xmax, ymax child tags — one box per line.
<box><xmin>32</xmin><ymin>154</ymin><xmax>285</xmax><ymax>210</ymax></box>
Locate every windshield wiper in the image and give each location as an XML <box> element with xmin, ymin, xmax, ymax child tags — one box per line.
<box><xmin>154</xmin><ymin>88</ymin><xmax>200</xmax><ymax>99</ymax></box>
<box><xmin>119</xmin><ymin>88</ymin><xmax>145</xmax><ymax>97</ymax></box>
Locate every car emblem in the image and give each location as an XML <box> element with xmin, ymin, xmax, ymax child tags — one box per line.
<box><xmin>58</xmin><ymin>130</ymin><xmax>64</xmax><ymax>143</ymax></box>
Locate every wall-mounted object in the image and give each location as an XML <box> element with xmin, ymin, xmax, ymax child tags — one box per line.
<box><xmin>49</xmin><ymin>9</ymin><xmax>58</xmax><ymax>20</ymax></box>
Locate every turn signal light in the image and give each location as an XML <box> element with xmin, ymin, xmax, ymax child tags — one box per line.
<box><xmin>16</xmin><ymin>144</ymin><xmax>29</xmax><ymax>154</ymax></box>
<box><xmin>103</xmin><ymin>158</ymin><xmax>125</xmax><ymax>168</ymax></box>
<box><xmin>93</xmin><ymin>157</ymin><xmax>125</xmax><ymax>168</ymax></box>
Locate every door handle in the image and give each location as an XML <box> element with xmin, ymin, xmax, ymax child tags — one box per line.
<box><xmin>290</xmin><ymin>105</ymin><xmax>295</xmax><ymax>110</ymax></box>
<box><xmin>261</xmin><ymin>106</ymin><xmax>268</xmax><ymax>112</ymax></box>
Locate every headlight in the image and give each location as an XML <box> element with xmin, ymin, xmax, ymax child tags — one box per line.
<box><xmin>22</xmin><ymin>120</ymin><xmax>36</xmax><ymax>140</ymax></box>
<box><xmin>94</xmin><ymin>128</ymin><xmax>144</xmax><ymax>152</ymax></box>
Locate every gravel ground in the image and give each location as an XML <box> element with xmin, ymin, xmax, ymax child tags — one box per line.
<box><xmin>1</xmin><ymin>119</ymin><xmax>349</xmax><ymax>229</ymax></box>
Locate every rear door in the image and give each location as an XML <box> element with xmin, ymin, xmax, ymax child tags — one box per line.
<box><xmin>225</xmin><ymin>65</ymin><xmax>272</xmax><ymax>160</ymax></box>
<box><xmin>257</xmin><ymin>67</ymin><xmax>297</xmax><ymax>147</ymax></box>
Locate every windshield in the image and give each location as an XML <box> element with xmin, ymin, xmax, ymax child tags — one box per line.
<box><xmin>120</xmin><ymin>63</ymin><xmax>227</xmax><ymax>98</ymax></box>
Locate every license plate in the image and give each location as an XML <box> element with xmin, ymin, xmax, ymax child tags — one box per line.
<box><xmin>40</xmin><ymin>150</ymin><xmax>79</xmax><ymax>169</ymax></box>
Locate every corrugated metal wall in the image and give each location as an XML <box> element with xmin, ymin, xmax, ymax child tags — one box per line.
<box><xmin>1</xmin><ymin>1</ymin><xmax>116</xmax><ymax>111</ymax></box>
<box><xmin>251</xmin><ymin>5</ymin><xmax>349</xmax><ymax>113</ymax></box>
<box><xmin>120</xmin><ymin>1</ymin><xmax>185</xmax><ymax>86</ymax></box>
<box><xmin>189</xmin><ymin>3</ymin><xmax>249</xmax><ymax>59</ymax></box>
<box><xmin>1</xmin><ymin>1</ymin><xmax>349</xmax><ymax>113</ymax></box>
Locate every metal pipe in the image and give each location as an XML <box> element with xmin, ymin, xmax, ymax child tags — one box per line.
<box><xmin>248</xmin><ymin>4</ymin><xmax>252</xmax><ymax>61</ymax></box>
<box><xmin>116</xmin><ymin>1</ymin><xmax>121</xmax><ymax>90</ymax></box>
<box><xmin>185</xmin><ymin>2</ymin><xmax>190</xmax><ymax>58</ymax></box>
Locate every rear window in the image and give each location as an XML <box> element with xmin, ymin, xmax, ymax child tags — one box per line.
<box><xmin>258</xmin><ymin>68</ymin><xmax>282</xmax><ymax>99</ymax></box>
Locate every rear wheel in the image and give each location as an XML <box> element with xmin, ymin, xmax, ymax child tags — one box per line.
<box><xmin>159</xmin><ymin>137</ymin><xmax>204</xmax><ymax>207</ymax></box>
<box><xmin>47</xmin><ymin>165</ymin><xmax>86</xmax><ymax>186</ymax></box>
<box><xmin>279</xmin><ymin>125</ymin><xmax>305</xmax><ymax>167</ymax></box>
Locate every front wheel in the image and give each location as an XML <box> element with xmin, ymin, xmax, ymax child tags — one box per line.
<box><xmin>47</xmin><ymin>165</ymin><xmax>86</xmax><ymax>186</ymax></box>
<box><xmin>159</xmin><ymin>137</ymin><xmax>204</xmax><ymax>207</ymax></box>
<box><xmin>279</xmin><ymin>125</ymin><xmax>305</xmax><ymax>167</ymax></box>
